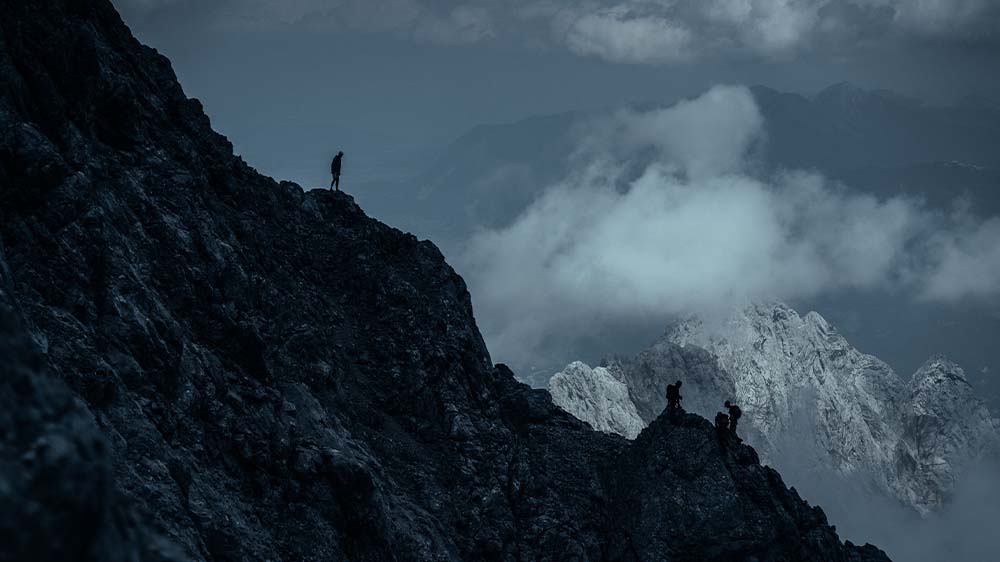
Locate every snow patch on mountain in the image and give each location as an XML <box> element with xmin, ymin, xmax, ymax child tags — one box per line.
<box><xmin>900</xmin><ymin>357</ymin><xmax>1000</xmax><ymax>509</ymax></box>
<box><xmin>669</xmin><ymin>303</ymin><xmax>909</xmax><ymax>498</ymax></box>
<box><xmin>550</xmin><ymin>302</ymin><xmax>1000</xmax><ymax>515</ymax></box>
<box><xmin>547</xmin><ymin>361</ymin><xmax>644</xmax><ymax>439</ymax></box>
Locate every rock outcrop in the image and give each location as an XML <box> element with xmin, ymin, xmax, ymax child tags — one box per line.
<box><xmin>901</xmin><ymin>357</ymin><xmax>1000</xmax><ymax>509</ymax></box>
<box><xmin>669</xmin><ymin>304</ymin><xmax>1000</xmax><ymax>515</ymax></box>
<box><xmin>0</xmin><ymin>1</ymin><xmax>889</xmax><ymax>560</ymax></box>
<box><xmin>551</xmin><ymin>302</ymin><xmax>1000</xmax><ymax>517</ymax></box>
<box><xmin>607</xmin><ymin>339</ymin><xmax>736</xmax><ymax>424</ymax></box>
<box><xmin>668</xmin><ymin>303</ymin><xmax>909</xmax><ymax>499</ymax></box>
<box><xmin>547</xmin><ymin>361</ymin><xmax>644</xmax><ymax>439</ymax></box>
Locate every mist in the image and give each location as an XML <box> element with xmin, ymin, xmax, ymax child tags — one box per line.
<box><xmin>460</xmin><ymin>85</ymin><xmax>1000</xmax><ymax>371</ymax></box>
<box><xmin>767</xmin><ymin>388</ymin><xmax>1000</xmax><ymax>562</ymax></box>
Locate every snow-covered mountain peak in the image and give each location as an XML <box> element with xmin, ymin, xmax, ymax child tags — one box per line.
<box><xmin>552</xmin><ymin>301</ymin><xmax>1000</xmax><ymax>517</ymax></box>
<box><xmin>899</xmin><ymin>356</ymin><xmax>1000</xmax><ymax>511</ymax></box>
<box><xmin>666</xmin><ymin>301</ymin><xmax>906</xmax><ymax>463</ymax></box>
<box><xmin>547</xmin><ymin>361</ymin><xmax>645</xmax><ymax>439</ymax></box>
<box><xmin>911</xmin><ymin>355</ymin><xmax>970</xmax><ymax>387</ymax></box>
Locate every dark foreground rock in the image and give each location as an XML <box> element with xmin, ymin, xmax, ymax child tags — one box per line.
<box><xmin>0</xmin><ymin>1</ymin><xmax>890</xmax><ymax>560</ymax></box>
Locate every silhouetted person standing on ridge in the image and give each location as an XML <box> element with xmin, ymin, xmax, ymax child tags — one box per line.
<box><xmin>666</xmin><ymin>380</ymin><xmax>683</xmax><ymax>412</ymax></box>
<box><xmin>725</xmin><ymin>400</ymin><xmax>742</xmax><ymax>437</ymax></box>
<box><xmin>330</xmin><ymin>151</ymin><xmax>344</xmax><ymax>191</ymax></box>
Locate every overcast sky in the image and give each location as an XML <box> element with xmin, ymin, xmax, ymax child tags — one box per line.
<box><xmin>461</xmin><ymin>85</ymin><xmax>1000</xmax><ymax>368</ymax></box>
<box><xmin>113</xmin><ymin>0</ymin><xmax>1000</xmax><ymax>188</ymax></box>
<box><xmin>110</xmin><ymin>1</ymin><xmax>1000</xmax><ymax>400</ymax></box>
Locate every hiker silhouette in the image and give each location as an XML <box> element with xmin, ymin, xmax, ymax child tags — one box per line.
<box><xmin>665</xmin><ymin>380</ymin><xmax>683</xmax><ymax>411</ymax></box>
<box><xmin>714</xmin><ymin>411</ymin><xmax>730</xmax><ymax>432</ymax></box>
<box><xmin>330</xmin><ymin>151</ymin><xmax>344</xmax><ymax>191</ymax></box>
<box><xmin>725</xmin><ymin>400</ymin><xmax>742</xmax><ymax>436</ymax></box>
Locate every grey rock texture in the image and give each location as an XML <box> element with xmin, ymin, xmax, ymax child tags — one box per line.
<box><xmin>901</xmin><ymin>357</ymin><xmax>1000</xmax><ymax>509</ymax></box>
<box><xmin>607</xmin><ymin>340</ymin><xmax>736</xmax><ymax>424</ymax></box>
<box><xmin>0</xmin><ymin>244</ymin><xmax>163</xmax><ymax>562</ymax></box>
<box><xmin>668</xmin><ymin>303</ymin><xmax>910</xmax><ymax>500</ymax></box>
<box><xmin>0</xmin><ymin>1</ymin><xmax>889</xmax><ymax>560</ymax></box>
<box><xmin>547</xmin><ymin>361</ymin><xmax>644</xmax><ymax>439</ymax></box>
<box><xmin>669</xmin><ymin>304</ymin><xmax>1000</xmax><ymax>515</ymax></box>
<box><xmin>554</xmin><ymin>302</ymin><xmax>999</xmax><ymax>517</ymax></box>
<box><xmin>549</xmin><ymin>343</ymin><xmax>735</xmax><ymax>441</ymax></box>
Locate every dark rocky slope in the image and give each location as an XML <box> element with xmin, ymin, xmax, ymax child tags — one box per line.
<box><xmin>0</xmin><ymin>1</ymin><xmax>889</xmax><ymax>560</ymax></box>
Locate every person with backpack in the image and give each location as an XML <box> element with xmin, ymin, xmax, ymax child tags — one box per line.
<box><xmin>725</xmin><ymin>400</ymin><xmax>742</xmax><ymax>437</ymax></box>
<box><xmin>665</xmin><ymin>380</ymin><xmax>683</xmax><ymax>412</ymax></box>
<box><xmin>714</xmin><ymin>411</ymin><xmax>730</xmax><ymax>433</ymax></box>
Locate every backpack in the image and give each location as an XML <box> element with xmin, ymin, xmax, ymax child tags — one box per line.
<box><xmin>730</xmin><ymin>405</ymin><xmax>742</xmax><ymax>420</ymax></box>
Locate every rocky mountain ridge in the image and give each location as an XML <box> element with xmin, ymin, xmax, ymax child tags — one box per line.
<box><xmin>550</xmin><ymin>302</ymin><xmax>1000</xmax><ymax>517</ymax></box>
<box><xmin>547</xmin><ymin>361</ymin><xmax>644</xmax><ymax>439</ymax></box>
<box><xmin>0</xmin><ymin>1</ymin><xmax>888</xmax><ymax>560</ymax></box>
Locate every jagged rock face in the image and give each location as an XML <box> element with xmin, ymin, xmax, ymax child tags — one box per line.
<box><xmin>555</xmin><ymin>302</ymin><xmax>999</xmax><ymax>517</ymax></box>
<box><xmin>606</xmin><ymin>412</ymin><xmax>890</xmax><ymax>562</ymax></box>
<box><xmin>901</xmin><ymin>357</ymin><xmax>1000</xmax><ymax>509</ymax></box>
<box><xmin>0</xmin><ymin>246</ymin><xmax>153</xmax><ymax>562</ymax></box>
<box><xmin>667</xmin><ymin>304</ymin><xmax>909</xmax><ymax>496</ymax></box>
<box><xmin>608</xmin><ymin>340</ymin><xmax>736</xmax><ymax>424</ymax></box>
<box><xmin>0</xmin><ymin>1</ymin><xmax>890</xmax><ymax>560</ymax></box>
<box><xmin>550</xmin><ymin>342</ymin><xmax>735</xmax><ymax>431</ymax></box>
<box><xmin>547</xmin><ymin>361</ymin><xmax>644</xmax><ymax>439</ymax></box>
<box><xmin>668</xmin><ymin>304</ymin><xmax>1000</xmax><ymax>515</ymax></box>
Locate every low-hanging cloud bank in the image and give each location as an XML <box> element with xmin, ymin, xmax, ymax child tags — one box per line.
<box><xmin>459</xmin><ymin>85</ymin><xmax>1000</xmax><ymax>367</ymax></box>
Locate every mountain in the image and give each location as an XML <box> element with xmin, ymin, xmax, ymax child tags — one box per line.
<box><xmin>751</xmin><ymin>83</ymin><xmax>1000</xmax><ymax>173</ymax></box>
<box><xmin>903</xmin><ymin>357</ymin><xmax>1000</xmax><ymax>508</ymax></box>
<box><xmin>547</xmin><ymin>361</ymin><xmax>644</xmax><ymax>439</ymax></box>
<box><xmin>604</xmin><ymin>337</ymin><xmax>736</xmax><ymax>426</ymax></box>
<box><xmin>360</xmin><ymin>83</ymin><xmax>1000</xmax><ymax>253</ymax></box>
<box><xmin>357</xmin><ymin>84</ymin><xmax>1000</xmax><ymax>409</ymax></box>
<box><xmin>668</xmin><ymin>303</ymin><xmax>912</xmax><ymax>504</ymax></box>
<box><xmin>550</xmin><ymin>303</ymin><xmax>1000</xmax><ymax>517</ymax></box>
<box><xmin>0</xmin><ymin>1</ymin><xmax>889</xmax><ymax>560</ymax></box>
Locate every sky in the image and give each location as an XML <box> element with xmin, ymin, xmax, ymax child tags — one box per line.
<box><xmin>112</xmin><ymin>0</ymin><xmax>1000</xmax><ymax>388</ymax></box>
<box><xmin>460</xmin><ymin>85</ymin><xmax>1000</xmax><ymax>370</ymax></box>
<box><xmin>113</xmin><ymin>0</ymin><xmax>1000</xmax><ymax>188</ymax></box>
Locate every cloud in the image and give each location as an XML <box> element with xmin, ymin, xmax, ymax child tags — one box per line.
<box><xmin>576</xmin><ymin>85</ymin><xmax>764</xmax><ymax>178</ymax></box>
<box><xmin>113</xmin><ymin>0</ymin><xmax>485</xmax><ymax>44</ymax></box>
<box><xmin>564</xmin><ymin>6</ymin><xmax>695</xmax><ymax>64</ymax></box>
<box><xmin>458</xmin><ymin>85</ymin><xmax>1000</xmax><ymax>367</ymax></box>
<box><xmin>770</xmin><ymin>392</ymin><xmax>1000</xmax><ymax>562</ymax></box>
<box><xmin>414</xmin><ymin>5</ymin><xmax>496</xmax><ymax>45</ymax></box>
<box><xmin>922</xmin><ymin>217</ymin><xmax>1000</xmax><ymax>301</ymax></box>
<box><xmin>863</xmin><ymin>0</ymin><xmax>1000</xmax><ymax>38</ymax></box>
<box><xmin>113</xmin><ymin>0</ymin><xmax>1000</xmax><ymax>62</ymax></box>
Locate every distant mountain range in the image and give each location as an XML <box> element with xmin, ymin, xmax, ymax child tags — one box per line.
<box><xmin>357</xmin><ymin>84</ymin><xmax>1000</xmax><ymax>409</ymax></box>
<box><xmin>359</xmin><ymin>82</ymin><xmax>1000</xmax><ymax>252</ymax></box>
<box><xmin>548</xmin><ymin>302</ymin><xmax>1000</xmax><ymax>556</ymax></box>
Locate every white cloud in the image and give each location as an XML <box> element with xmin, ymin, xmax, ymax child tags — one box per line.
<box><xmin>922</xmin><ymin>217</ymin><xmax>1000</xmax><ymax>301</ymax></box>
<box><xmin>861</xmin><ymin>0</ymin><xmax>1000</xmax><ymax>37</ymax></box>
<box><xmin>565</xmin><ymin>7</ymin><xmax>695</xmax><ymax>64</ymax></box>
<box><xmin>114</xmin><ymin>0</ymin><xmax>1000</xmax><ymax>63</ymax></box>
<box><xmin>581</xmin><ymin>84</ymin><xmax>764</xmax><ymax>178</ymax></box>
<box><xmin>548</xmin><ymin>0</ymin><xmax>830</xmax><ymax>62</ymax></box>
<box><xmin>458</xmin><ymin>85</ymin><xmax>1000</xmax><ymax>366</ymax></box>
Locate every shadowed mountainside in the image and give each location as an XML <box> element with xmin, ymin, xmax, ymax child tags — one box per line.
<box><xmin>1</xmin><ymin>1</ymin><xmax>888</xmax><ymax>560</ymax></box>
